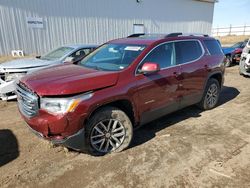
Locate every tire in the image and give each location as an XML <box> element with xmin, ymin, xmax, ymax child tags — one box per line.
<box><xmin>225</xmin><ymin>55</ymin><xmax>232</xmax><ymax>67</ymax></box>
<box><xmin>198</xmin><ymin>78</ymin><xmax>220</xmax><ymax>110</ymax></box>
<box><xmin>85</xmin><ymin>107</ymin><xmax>133</xmax><ymax>155</ymax></box>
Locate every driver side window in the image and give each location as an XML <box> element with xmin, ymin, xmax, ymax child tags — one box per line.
<box><xmin>69</xmin><ymin>49</ymin><xmax>91</xmax><ymax>61</ymax></box>
<box><xmin>141</xmin><ymin>42</ymin><xmax>175</xmax><ymax>69</ymax></box>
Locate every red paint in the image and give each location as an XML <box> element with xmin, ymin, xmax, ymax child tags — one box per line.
<box><xmin>140</xmin><ymin>62</ymin><xmax>160</xmax><ymax>73</ymax></box>
<box><xmin>19</xmin><ymin>35</ymin><xmax>225</xmax><ymax>141</ymax></box>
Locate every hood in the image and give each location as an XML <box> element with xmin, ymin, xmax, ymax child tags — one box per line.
<box><xmin>0</xmin><ymin>58</ymin><xmax>57</xmax><ymax>70</ymax></box>
<box><xmin>20</xmin><ymin>64</ymin><xmax>119</xmax><ymax>96</ymax></box>
<box><xmin>222</xmin><ymin>47</ymin><xmax>234</xmax><ymax>54</ymax></box>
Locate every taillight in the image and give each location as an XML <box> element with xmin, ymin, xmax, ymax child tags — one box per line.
<box><xmin>234</xmin><ymin>48</ymin><xmax>242</xmax><ymax>54</ymax></box>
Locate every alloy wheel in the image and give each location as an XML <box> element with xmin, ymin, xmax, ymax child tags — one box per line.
<box><xmin>90</xmin><ymin>119</ymin><xmax>126</xmax><ymax>153</ymax></box>
<box><xmin>205</xmin><ymin>83</ymin><xmax>218</xmax><ymax>108</ymax></box>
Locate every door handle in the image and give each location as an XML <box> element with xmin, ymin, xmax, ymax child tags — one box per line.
<box><xmin>173</xmin><ymin>72</ymin><xmax>183</xmax><ymax>80</ymax></box>
<box><xmin>173</xmin><ymin>71</ymin><xmax>180</xmax><ymax>76</ymax></box>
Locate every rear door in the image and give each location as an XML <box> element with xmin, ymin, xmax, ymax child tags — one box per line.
<box><xmin>175</xmin><ymin>40</ymin><xmax>207</xmax><ymax>108</ymax></box>
<box><xmin>136</xmin><ymin>42</ymin><xmax>182</xmax><ymax>125</ymax></box>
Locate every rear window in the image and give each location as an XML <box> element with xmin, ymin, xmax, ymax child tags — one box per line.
<box><xmin>175</xmin><ymin>40</ymin><xmax>203</xmax><ymax>64</ymax></box>
<box><xmin>204</xmin><ymin>40</ymin><xmax>223</xmax><ymax>55</ymax></box>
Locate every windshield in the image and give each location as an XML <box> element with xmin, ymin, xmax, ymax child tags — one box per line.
<box><xmin>40</xmin><ymin>47</ymin><xmax>74</xmax><ymax>61</ymax></box>
<box><xmin>79</xmin><ymin>44</ymin><xmax>146</xmax><ymax>71</ymax></box>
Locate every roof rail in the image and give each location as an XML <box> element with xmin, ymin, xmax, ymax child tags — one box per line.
<box><xmin>127</xmin><ymin>33</ymin><xmax>145</xmax><ymax>38</ymax></box>
<box><xmin>127</xmin><ymin>33</ymin><xmax>209</xmax><ymax>39</ymax></box>
<box><xmin>165</xmin><ymin>33</ymin><xmax>209</xmax><ymax>38</ymax></box>
<box><xmin>182</xmin><ymin>33</ymin><xmax>209</xmax><ymax>37</ymax></box>
<box><xmin>165</xmin><ymin>33</ymin><xmax>183</xmax><ymax>37</ymax></box>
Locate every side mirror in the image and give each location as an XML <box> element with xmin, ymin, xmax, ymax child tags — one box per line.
<box><xmin>139</xmin><ymin>62</ymin><xmax>160</xmax><ymax>75</ymax></box>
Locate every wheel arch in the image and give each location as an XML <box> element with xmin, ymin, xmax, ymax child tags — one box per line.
<box><xmin>85</xmin><ymin>99</ymin><xmax>137</xmax><ymax>127</ymax></box>
<box><xmin>206</xmin><ymin>71</ymin><xmax>223</xmax><ymax>89</ymax></box>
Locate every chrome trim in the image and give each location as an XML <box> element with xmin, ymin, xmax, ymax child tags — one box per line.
<box><xmin>16</xmin><ymin>82</ymin><xmax>39</xmax><ymax>118</ymax></box>
<box><xmin>135</xmin><ymin>39</ymin><xmax>205</xmax><ymax>75</ymax></box>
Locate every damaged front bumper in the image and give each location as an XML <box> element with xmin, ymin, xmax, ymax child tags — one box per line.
<box><xmin>239</xmin><ymin>55</ymin><xmax>250</xmax><ymax>76</ymax></box>
<box><xmin>26</xmin><ymin>123</ymin><xmax>87</xmax><ymax>152</ymax></box>
<box><xmin>0</xmin><ymin>79</ymin><xmax>17</xmax><ymax>100</ymax></box>
<box><xmin>0</xmin><ymin>72</ymin><xmax>26</xmax><ymax>100</ymax></box>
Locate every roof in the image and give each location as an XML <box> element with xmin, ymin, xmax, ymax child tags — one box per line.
<box><xmin>64</xmin><ymin>44</ymin><xmax>99</xmax><ymax>49</ymax></box>
<box><xmin>109</xmin><ymin>33</ymin><xmax>214</xmax><ymax>45</ymax></box>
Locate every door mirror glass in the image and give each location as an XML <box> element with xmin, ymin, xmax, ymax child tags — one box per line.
<box><xmin>139</xmin><ymin>62</ymin><xmax>160</xmax><ymax>74</ymax></box>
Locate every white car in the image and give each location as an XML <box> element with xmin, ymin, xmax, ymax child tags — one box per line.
<box><xmin>0</xmin><ymin>44</ymin><xmax>97</xmax><ymax>100</ymax></box>
<box><xmin>239</xmin><ymin>39</ymin><xmax>250</xmax><ymax>76</ymax></box>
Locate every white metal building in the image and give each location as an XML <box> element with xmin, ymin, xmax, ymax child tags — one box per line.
<box><xmin>0</xmin><ymin>0</ymin><xmax>217</xmax><ymax>55</ymax></box>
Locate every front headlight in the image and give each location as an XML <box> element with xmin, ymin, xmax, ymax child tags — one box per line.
<box><xmin>5</xmin><ymin>72</ymin><xmax>26</xmax><ymax>82</ymax></box>
<box><xmin>40</xmin><ymin>92</ymin><xmax>93</xmax><ymax>114</ymax></box>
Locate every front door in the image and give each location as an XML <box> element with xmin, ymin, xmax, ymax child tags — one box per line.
<box><xmin>136</xmin><ymin>42</ymin><xmax>182</xmax><ymax>125</ymax></box>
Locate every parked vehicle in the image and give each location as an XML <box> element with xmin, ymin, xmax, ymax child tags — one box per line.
<box><xmin>0</xmin><ymin>44</ymin><xmax>97</xmax><ymax>100</ymax></box>
<box><xmin>239</xmin><ymin>39</ymin><xmax>250</xmax><ymax>76</ymax></box>
<box><xmin>16</xmin><ymin>33</ymin><xmax>225</xmax><ymax>155</ymax></box>
<box><xmin>222</xmin><ymin>39</ymin><xmax>248</xmax><ymax>67</ymax></box>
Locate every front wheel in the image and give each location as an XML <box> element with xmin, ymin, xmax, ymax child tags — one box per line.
<box><xmin>198</xmin><ymin>78</ymin><xmax>220</xmax><ymax>110</ymax></box>
<box><xmin>85</xmin><ymin>107</ymin><xmax>133</xmax><ymax>155</ymax></box>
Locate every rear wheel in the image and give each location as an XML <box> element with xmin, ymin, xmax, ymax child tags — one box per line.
<box><xmin>85</xmin><ymin>107</ymin><xmax>133</xmax><ymax>155</ymax></box>
<box><xmin>225</xmin><ymin>55</ymin><xmax>232</xmax><ymax>67</ymax></box>
<box><xmin>198</xmin><ymin>78</ymin><xmax>220</xmax><ymax>110</ymax></box>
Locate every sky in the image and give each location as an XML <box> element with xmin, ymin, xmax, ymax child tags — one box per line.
<box><xmin>213</xmin><ymin>0</ymin><xmax>250</xmax><ymax>28</ymax></box>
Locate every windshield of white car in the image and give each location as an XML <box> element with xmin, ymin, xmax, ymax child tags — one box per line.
<box><xmin>79</xmin><ymin>44</ymin><xmax>146</xmax><ymax>71</ymax></box>
<box><xmin>40</xmin><ymin>47</ymin><xmax>74</xmax><ymax>61</ymax></box>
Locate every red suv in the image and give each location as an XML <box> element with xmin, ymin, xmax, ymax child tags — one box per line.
<box><xmin>16</xmin><ymin>33</ymin><xmax>225</xmax><ymax>155</ymax></box>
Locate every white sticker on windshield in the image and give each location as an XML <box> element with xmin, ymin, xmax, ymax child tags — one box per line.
<box><xmin>124</xmin><ymin>46</ymin><xmax>143</xmax><ymax>51</ymax></box>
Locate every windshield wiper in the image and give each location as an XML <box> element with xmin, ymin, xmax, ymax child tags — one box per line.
<box><xmin>83</xmin><ymin>64</ymin><xmax>103</xmax><ymax>71</ymax></box>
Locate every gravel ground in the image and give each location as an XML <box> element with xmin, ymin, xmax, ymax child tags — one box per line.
<box><xmin>0</xmin><ymin>66</ymin><xmax>250</xmax><ymax>188</ymax></box>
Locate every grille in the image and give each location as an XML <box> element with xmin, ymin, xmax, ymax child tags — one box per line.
<box><xmin>16</xmin><ymin>82</ymin><xmax>39</xmax><ymax>118</ymax></box>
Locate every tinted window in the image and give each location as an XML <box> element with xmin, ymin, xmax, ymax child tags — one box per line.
<box><xmin>141</xmin><ymin>43</ymin><xmax>175</xmax><ymax>69</ymax></box>
<box><xmin>175</xmin><ymin>41</ymin><xmax>203</xmax><ymax>64</ymax></box>
<box><xmin>231</xmin><ymin>42</ymin><xmax>243</xmax><ymax>48</ymax></box>
<box><xmin>204</xmin><ymin>40</ymin><xmax>223</xmax><ymax>55</ymax></box>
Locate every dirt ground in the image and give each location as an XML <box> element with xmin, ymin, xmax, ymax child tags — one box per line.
<box><xmin>0</xmin><ymin>66</ymin><xmax>250</xmax><ymax>188</ymax></box>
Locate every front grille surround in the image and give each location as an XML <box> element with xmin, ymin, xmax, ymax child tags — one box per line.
<box><xmin>16</xmin><ymin>82</ymin><xmax>39</xmax><ymax>118</ymax></box>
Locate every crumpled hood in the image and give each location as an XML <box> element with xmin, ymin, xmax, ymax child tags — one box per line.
<box><xmin>20</xmin><ymin>64</ymin><xmax>119</xmax><ymax>96</ymax></box>
<box><xmin>0</xmin><ymin>58</ymin><xmax>56</xmax><ymax>70</ymax></box>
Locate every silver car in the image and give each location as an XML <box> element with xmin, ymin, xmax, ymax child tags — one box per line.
<box><xmin>0</xmin><ymin>44</ymin><xmax>97</xmax><ymax>100</ymax></box>
<box><xmin>239</xmin><ymin>39</ymin><xmax>250</xmax><ymax>77</ymax></box>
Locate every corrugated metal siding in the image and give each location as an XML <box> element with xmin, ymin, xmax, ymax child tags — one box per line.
<box><xmin>0</xmin><ymin>0</ymin><xmax>215</xmax><ymax>55</ymax></box>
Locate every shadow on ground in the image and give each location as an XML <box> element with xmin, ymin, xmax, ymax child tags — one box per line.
<box><xmin>131</xmin><ymin>86</ymin><xmax>240</xmax><ymax>148</ymax></box>
<box><xmin>0</xmin><ymin>129</ymin><xmax>19</xmax><ymax>167</ymax></box>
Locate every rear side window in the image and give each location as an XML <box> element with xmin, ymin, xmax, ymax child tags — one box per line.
<box><xmin>175</xmin><ymin>41</ymin><xmax>203</xmax><ymax>64</ymax></box>
<box><xmin>204</xmin><ymin>40</ymin><xmax>223</xmax><ymax>55</ymax></box>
